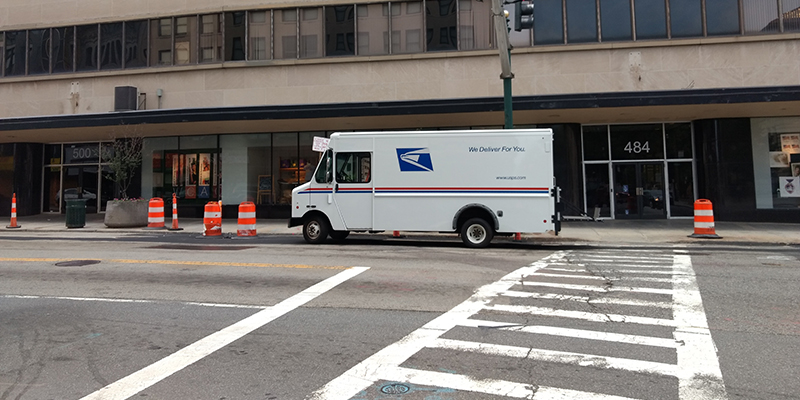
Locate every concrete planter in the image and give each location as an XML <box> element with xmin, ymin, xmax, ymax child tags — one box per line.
<box><xmin>104</xmin><ymin>200</ymin><xmax>148</xmax><ymax>228</ymax></box>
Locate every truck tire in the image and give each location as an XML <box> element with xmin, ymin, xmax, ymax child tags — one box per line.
<box><xmin>329</xmin><ymin>230</ymin><xmax>350</xmax><ymax>242</ymax></box>
<box><xmin>303</xmin><ymin>216</ymin><xmax>330</xmax><ymax>244</ymax></box>
<box><xmin>460</xmin><ymin>218</ymin><xmax>493</xmax><ymax>248</ymax></box>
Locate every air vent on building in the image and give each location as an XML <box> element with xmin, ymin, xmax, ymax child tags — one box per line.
<box><xmin>114</xmin><ymin>86</ymin><xmax>139</xmax><ymax>111</ymax></box>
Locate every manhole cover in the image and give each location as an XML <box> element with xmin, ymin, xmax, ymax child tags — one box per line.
<box><xmin>380</xmin><ymin>383</ymin><xmax>410</xmax><ymax>394</ymax></box>
<box><xmin>55</xmin><ymin>260</ymin><xmax>101</xmax><ymax>267</ymax></box>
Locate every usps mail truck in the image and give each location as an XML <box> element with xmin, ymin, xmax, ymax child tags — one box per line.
<box><xmin>288</xmin><ymin>129</ymin><xmax>560</xmax><ymax>247</ymax></box>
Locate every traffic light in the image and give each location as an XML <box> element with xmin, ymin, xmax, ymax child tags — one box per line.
<box><xmin>514</xmin><ymin>0</ymin><xmax>534</xmax><ymax>31</ymax></box>
<box><xmin>504</xmin><ymin>10</ymin><xmax>511</xmax><ymax>33</ymax></box>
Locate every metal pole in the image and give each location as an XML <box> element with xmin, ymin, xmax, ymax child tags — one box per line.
<box><xmin>504</xmin><ymin>48</ymin><xmax>513</xmax><ymax>129</ymax></box>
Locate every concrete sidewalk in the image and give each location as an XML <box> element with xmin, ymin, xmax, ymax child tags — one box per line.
<box><xmin>3</xmin><ymin>213</ymin><xmax>799</xmax><ymax>246</ymax></box>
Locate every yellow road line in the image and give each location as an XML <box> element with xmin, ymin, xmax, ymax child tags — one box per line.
<box><xmin>0</xmin><ymin>257</ymin><xmax>349</xmax><ymax>270</ymax></box>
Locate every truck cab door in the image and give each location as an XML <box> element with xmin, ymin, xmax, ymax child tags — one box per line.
<box><xmin>332</xmin><ymin>151</ymin><xmax>373</xmax><ymax>230</ymax></box>
<box><xmin>305</xmin><ymin>150</ymin><xmax>343</xmax><ymax>228</ymax></box>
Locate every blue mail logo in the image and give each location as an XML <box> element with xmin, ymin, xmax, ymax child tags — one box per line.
<box><xmin>396</xmin><ymin>148</ymin><xmax>434</xmax><ymax>172</ymax></box>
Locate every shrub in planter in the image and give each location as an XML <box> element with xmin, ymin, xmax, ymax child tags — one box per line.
<box><xmin>104</xmin><ymin>198</ymin><xmax>148</xmax><ymax>228</ymax></box>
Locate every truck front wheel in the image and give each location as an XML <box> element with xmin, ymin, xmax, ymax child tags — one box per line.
<box><xmin>303</xmin><ymin>216</ymin><xmax>330</xmax><ymax>244</ymax></box>
<box><xmin>460</xmin><ymin>218</ymin><xmax>493</xmax><ymax>248</ymax></box>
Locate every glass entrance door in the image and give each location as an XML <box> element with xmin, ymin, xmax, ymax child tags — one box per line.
<box><xmin>61</xmin><ymin>166</ymin><xmax>99</xmax><ymax>213</ymax></box>
<box><xmin>613</xmin><ymin>162</ymin><xmax>666</xmax><ymax>219</ymax></box>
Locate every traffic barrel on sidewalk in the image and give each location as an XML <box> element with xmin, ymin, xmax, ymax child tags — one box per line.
<box><xmin>203</xmin><ymin>201</ymin><xmax>222</xmax><ymax>236</ymax></box>
<box><xmin>168</xmin><ymin>193</ymin><xmax>183</xmax><ymax>231</ymax></box>
<box><xmin>236</xmin><ymin>202</ymin><xmax>257</xmax><ymax>237</ymax></box>
<box><xmin>689</xmin><ymin>199</ymin><xmax>722</xmax><ymax>239</ymax></box>
<box><xmin>145</xmin><ymin>197</ymin><xmax>166</xmax><ymax>229</ymax></box>
<box><xmin>6</xmin><ymin>193</ymin><xmax>21</xmax><ymax>229</ymax></box>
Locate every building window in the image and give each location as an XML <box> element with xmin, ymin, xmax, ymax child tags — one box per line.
<box><xmin>151</xmin><ymin>19</ymin><xmax>172</xmax><ymax>66</ymax></box>
<box><xmin>225</xmin><ymin>11</ymin><xmax>246</xmax><ymax>61</ymax></box>
<box><xmin>634</xmin><ymin>0</ymin><xmax>668</xmax><ymax>40</ymax></box>
<box><xmin>706</xmin><ymin>0</ymin><xmax>741</xmax><ymax>35</ymax></box>
<box><xmin>100</xmin><ymin>22</ymin><xmax>123</xmax><ymax>70</ymax></box>
<box><xmin>669</xmin><ymin>0</ymin><xmax>703</xmax><ymax>38</ymax></box>
<box><xmin>459</xmin><ymin>0</ymin><xmax>492</xmax><ymax>50</ymax></box>
<box><xmin>275</xmin><ymin>9</ymin><xmax>298</xmax><ymax>59</ymax></box>
<box><xmin>426</xmin><ymin>0</ymin><xmax>457</xmax><ymax>51</ymax></box>
<box><xmin>5</xmin><ymin>31</ymin><xmax>27</xmax><ymax>76</ymax></box>
<box><xmin>743</xmin><ymin>0</ymin><xmax>779</xmax><ymax>33</ymax></box>
<box><xmin>533</xmin><ymin>0</ymin><xmax>565</xmax><ymax>45</ymax></box>
<box><xmin>159</xmin><ymin>18</ymin><xmax>172</xmax><ymax>37</ymax></box>
<box><xmin>174</xmin><ymin>16</ymin><xmax>197</xmax><ymax>65</ymax></box>
<box><xmin>249</xmin><ymin>11</ymin><xmax>271</xmax><ymax>60</ymax></box>
<box><xmin>392</xmin><ymin>1</ymin><xmax>424</xmax><ymax>53</ymax></box>
<box><xmin>200</xmin><ymin>14</ymin><xmax>222</xmax><ymax>63</ymax></box>
<box><xmin>600</xmin><ymin>0</ymin><xmax>632</xmax><ymax>41</ymax></box>
<box><xmin>785</xmin><ymin>0</ymin><xmax>800</xmax><ymax>31</ymax></box>
<box><xmin>300</xmin><ymin>8</ymin><xmax>323</xmax><ymax>58</ymax></box>
<box><xmin>124</xmin><ymin>21</ymin><xmax>148</xmax><ymax>69</ymax></box>
<box><xmin>326</xmin><ymin>5</ymin><xmax>355</xmax><ymax>56</ymax></box>
<box><xmin>76</xmin><ymin>24</ymin><xmax>98</xmax><ymax>71</ymax></box>
<box><xmin>28</xmin><ymin>29</ymin><xmax>50</xmax><ymax>75</ymax></box>
<box><xmin>357</xmin><ymin>4</ymin><xmax>389</xmax><ymax>55</ymax></box>
<box><xmin>566</xmin><ymin>0</ymin><xmax>598</xmax><ymax>43</ymax></box>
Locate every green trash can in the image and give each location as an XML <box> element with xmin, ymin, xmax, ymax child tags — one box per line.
<box><xmin>66</xmin><ymin>199</ymin><xmax>87</xmax><ymax>228</ymax></box>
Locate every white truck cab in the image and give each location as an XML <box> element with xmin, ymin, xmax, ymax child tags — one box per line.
<box><xmin>288</xmin><ymin>129</ymin><xmax>560</xmax><ymax>247</ymax></box>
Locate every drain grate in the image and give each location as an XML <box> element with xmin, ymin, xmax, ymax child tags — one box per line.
<box><xmin>380</xmin><ymin>383</ymin><xmax>410</xmax><ymax>395</ymax></box>
<box><xmin>55</xmin><ymin>260</ymin><xmax>101</xmax><ymax>267</ymax></box>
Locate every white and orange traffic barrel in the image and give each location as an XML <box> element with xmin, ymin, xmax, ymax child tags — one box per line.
<box><xmin>689</xmin><ymin>199</ymin><xmax>722</xmax><ymax>239</ymax></box>
<box><xmin>237</xmin><ymin>202</ymin><xmax>257</xmax><ymax>237</ymax></box>
<box><xmin>145</xmin><ymin>197</ymin><xmax>166</xmax><ymax>229</ymax></box>
<box><xmin>203</xmin><ymin>201</ymin><xmax>222</xmax><ymax>236</ymax></box>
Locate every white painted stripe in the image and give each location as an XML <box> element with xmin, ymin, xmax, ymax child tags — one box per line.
<box><xmin>459</xmin><ymin>319</ymin><xmax>679</xmax><ymax>348</ymax></box>
<box><xmin>571</xmin><ymin>254</ymin><xmax>674</xmax><ymax>260</ymax></box>
<box><xmin>79</xmin><ymin>266</ymin><xmax>369</xmax><ymax>400</ymax></box>
<box><xmin>694</xmin><ymin>209</ymin><xmax>714</xmax><ymax>216</ymax></box>
<box><xmin>148</xmin><ymin>207</ymin><xmax>164</xmax><ymax>213</ymax></box>
<box><xmin>11</xmin><ymin>212</ymin><xmax>16</xmax><ymax>217</ymax></box>
<box><xmin>533</xmin><ymin>272</ymin><xmax>671</xmax><ymax>283</ymax></box>
<box><xmin>500</xmin><ymin>290</ymin><xmax>672</xmax><ymax>308</ymax></box>
<box><xmin>147</xmin><ymin>217</ymin><xmax>163</xmax><ymax>222</ymax></box>
<box><xmin>431</xmin><ymin>338</ymin><xmax>682</xmax><ymax>378</ymax></box>
<box><xmin>694</xmin><ymin>222</ymin><xmax>715</xmax><ymax>228</ymax></box>
<box><xmin>548</xmin><ymin>267</ymin><xmax>677</xmax><ymax>275</ymax></box>
<box><xmin>238</xmin><ymin>212</ymin><xmax>256</xmax><ymax>219</ymax></box>
<box><xmin>486</xmin><ymin>304</ymin><xmax>677</xmax><ymax>327</ymax></box>
<box><xmin>520</xmin><ymin>280</ymin><xmax>674</xmax><ymax>295</ymax></box>
<box><xmin>203</xmin><ymin>212</ymin><xmax>221</xmax><ymax>218</ymax></box>
<box><xmin>548</xmin><ymin>262</ymin><xmax>674</xmax><ymax>269</ymax></box>
<box><xmin>672</xmin><ymin>254</ymin><xmax>728</xmax><ymax>400</ymax></box>
<box><xmin>237</xmin><ymin>224</ymin><xmax>256</xmax><ymax>230</ymax></box>
<box><xmin>308</xmin><ymin>252</ymin><xmax>566</xmax><ymax>400</ymax></box>
<box><xmin>382</xmin><ymin>366</ymin><xmax>639</xmax><ymax>400</ymax></box>
<box><xmin>1</xmin><ymin>294</ymin><xmax>266</xmax><ymax>309</ymax></box>
<box><xmin>572</xmin><ymin>258</ymin><xmax>672</xmax><ymax>264</ymax></box>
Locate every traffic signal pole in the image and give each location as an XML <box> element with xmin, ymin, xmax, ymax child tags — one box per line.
<box><xmin>491</xmin><ymin>0</ymin><xmax>514</xmax><ymax>129</ymax></box>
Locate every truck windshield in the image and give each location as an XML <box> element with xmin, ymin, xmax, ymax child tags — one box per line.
<box><xmin>314</xmin><ymin>149</ymin><xmax>332</xmax><ymax>183</ymax></box>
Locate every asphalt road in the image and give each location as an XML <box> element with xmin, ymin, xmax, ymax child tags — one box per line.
<box><xmin>0</xmin><ymin>233</ymin><xmax>798</xmax><ymax>400</ymax></box>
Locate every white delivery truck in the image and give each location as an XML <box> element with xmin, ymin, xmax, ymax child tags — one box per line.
<box><xmin>288</xmin><ymin>129</ymin><xmax>560</xmax><ymax>247</ymax></box>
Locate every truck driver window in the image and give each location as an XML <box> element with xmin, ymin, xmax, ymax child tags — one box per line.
<box><xmin>315</xmin><ymin>149</ymin><xmax>332</xmax><ymax>183</ymax></box>
<box><xmin>335</xmin><ymin>152</ymin><xmax>371</xmax><ymax>183</ymax></box>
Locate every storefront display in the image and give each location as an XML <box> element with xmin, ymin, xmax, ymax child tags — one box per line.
<box><xmin>751</xmin><ymin>118</ymin><xmax>800</xmax><ymax>209</ymax></box>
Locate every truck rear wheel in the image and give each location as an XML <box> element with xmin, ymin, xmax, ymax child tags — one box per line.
<box><xmin>460</xmin><ymin>218</ymin><xmax>493</xmax><ymax>248</ymax></box>
<box><xmin>303</xmin><ymin>216</ymin><xmax>330</xmax><ymax>244</ymax></box>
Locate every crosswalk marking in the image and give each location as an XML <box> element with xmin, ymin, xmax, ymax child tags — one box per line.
<box><xmin>310</xmin><ymin>250</ymin><xmax>727</xmax><ymax>400</ymax></box>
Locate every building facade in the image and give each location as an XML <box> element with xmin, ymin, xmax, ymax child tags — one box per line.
<box><xmin>1</xmin><ymin>0</ymin><xmax>800</xmax><ymax>222</ymax></box>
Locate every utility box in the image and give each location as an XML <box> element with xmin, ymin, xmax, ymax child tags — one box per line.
<box><xmin>114</xmin><ymin>86</ymin><xmax>138</xmax><ymax>111</ymax></box>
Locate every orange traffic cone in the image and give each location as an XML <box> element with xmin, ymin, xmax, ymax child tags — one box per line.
<box><xmin>168</xmin><ymin>193</ymin><xmax>183</xmax><ymax>231</ymax></box>
<box><xmin>6</xmin><ymin>193</ymin><xmax>21</xmax><ymax>229</ymax></box>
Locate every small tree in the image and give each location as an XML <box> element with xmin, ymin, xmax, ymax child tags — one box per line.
<box><xmin>103</xmin><ymin>129</ymin><xmax>144</xmax><ymax>200</ymax></box>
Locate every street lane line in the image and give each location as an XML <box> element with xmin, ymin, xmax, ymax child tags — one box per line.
<box><xmin>1</xmin><ymin>294</ymin><xmax>267</xmax><ymax>309</ymax></box>
<box><xmin>431</xmin><ymin>338</ymin><xmax>683</xmax><ymax>378</ymax></box>
<box><xmin>486</xmin><ymin>304</ymin><xmax>677</xmax><ymax>327</ymax></box>
<box><xmin>500</xmin><ymin>290</ymin><xmax>672</xmax><ymax>308</ymax></box>
<box><xmin>520</xmin><ymin>281</ymin><xmax>674</xmax><ymax>295</ymax></box>
<box><xmin>672</xmin><ymin>254</ymin><xmax>728</xmax><ymax>399</ymax></box>
<box><xmin>381</xmin><ymin>366</ymin><xmax>639</xmax><ymax>400</ymax></box>
<box><xmin>459</xmin><ymin>319</ymin><xmax>679</xmax><ymax>348</ymax></box>
<box><xmin>78</xmin><ymin>266</ymin><xmax>369</xmax><ymax>400</ymax></box>
<box><xmin>0</xmin><ymin>257</ymin><xmax>349</xmax><ymax>270</ymax></box>
<box><xmin>308</xmin><ymin>252</ymin><xmax>566</xmax><ymax>400</ymax></box>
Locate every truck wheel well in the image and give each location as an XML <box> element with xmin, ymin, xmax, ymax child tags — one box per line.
<box><xmin>303</xmin><ymin>210</ymin><xmax>330</xmax><ymax>226</ymax></box>
<box><xmin>454</xmin><ymin>205</ymin><xmax>498</xmax><ymax>232</ymax></box>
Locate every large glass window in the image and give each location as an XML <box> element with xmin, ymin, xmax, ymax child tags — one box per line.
<box><xmin>275</xmin><ymin>9</ymin><xmax>298</xmax><ymax>59</ymax></box>
<box><xmin>668</xmin><ymin>162</ymin><xmax>695</xmax><ymax>216</ymax></box>
<box><xmin>326</xmin><ymin>5</ymin><xmax>355</xmax><ymax>56</ymax></box>
<box><xmin>533</xmin><ymin>0</ymin><xmax>564</xmax><ymax>45</ymax></box>
<box><xmin>5</xmin><ymin>31</ymin><xmax>26</xmax><ymax>76</ymax></box>
<box><xmin>669</xmin><ymin>0</ymin><xmax>703</xmax><ymax>38</ymax></box>
<box><xmin>459</xmin><ymin>0</ymin><xmax>492</xmax><ymax>50</ymax></box>
<box><xmin>52</xmin><ymin>27</ymin><xmax>75</xmax><ymax>73</ymax></box>
<box><xmin>300</xmin><ymin>8</ymin><xmax>323</xmax><ymax>58</ymax></box>
<box><xmin>150</xmin><ymin>18</ymin><xmax>172</xmax><ymax>66</ymax></box>
<box><xmin>357</xmin><ymin>4</ymin><xmax>389</xmax><ymax>55</ymax></box>
<box><xmin>275</xmin><ymin>133</ymin><xmax>299</xmax><ymax>204</ymax></box>
<box><xmin>585</xmin><ymin>163</ymin><xmax>611</xmax><ymax>218</ymax></box>
<box><xmin>124</xmin><ymin>21</ymin><xmax>148</xmax><ymax>68</ymax></box>
<box><xmin>583</xmin><ymin>125</ymin><xmax>610</xmax><ymax>161</ymax></box>
<box><xmin>200</xmin><ymin>13</ymin><xmax>222</xmax><ymax>62</ymax></box>
<box><xmin>28</xmin><ymin>29</ymin><xmax>50</xmax><ymax>75</ymax></box>
<box><xmin>392</xmin><ymin>2</ymin><xmax>424</xmax><ymax>53</ymax></box>
<box><xmin>249</xmin><ymin>11</ymin><xmax>271</xmax><ymax>60</ymax></box>
<box><xmin>0</xmin><ymin>33</ymin><xmax>4</xmax><ymax>77</ymax></box>
<box><xmin>706</xmin><ymin>0</ymin><xmax>741</xmax><ymax>35</ymax></box>
<box><xmin>610</xmin><ymin>124</ymin><xmax>665</xmax><ymax>160</ymax></box>
<box><xmin>76</xmin><ymin>24</ymin><xmax>98</xmax><ymax>71</ymax></box>
<box><xmin>221</xmin><ymin>134</ymin><xmax>273</xmax><ymax>205</ymax></box>
<box><xmin>426</xmin><ymin>0</ymin><xmax>458</xmax><ymax>51</ymax></box>
<box><xmin>174</xmin><ymin>16</ymin><xmax>198</xmax><ymax>65</ymax></box>
<box><xmin>225</xmin><ymin>12</ymin><xmax>246</xmax><ymax>61</ymax></box>
<box><xmin>743</xmin><ymin>0</ymin><xmax>779</xmax><ymax>33</ymax></box>
<box><xmin>634</xmin><ymin>0</ymin><xmax>668</xmax><ymax>39</ymax></box>
<box><xmin>100</xmin><ymin>22</ymin><xmax>123</xmax><ymax>70</ymax></box>
<box><xmin>600</xmin><ymin>0</ymin><xmax>632</xmax><ymax>41</ymax></box>
<box><xmin>784</xmin><ymin>0</ymin><xmax>800</xmax><ymax>32</ymax></box>
<box><xmin>665</xmin><ymin>123</ymin><xmax>693</xmax><ymax>159</ymax></box>
<box><xmin>566</xmin><ymin>0</ymin><xmax>598</xmax><ymax>43</ymax></box>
